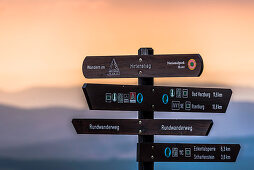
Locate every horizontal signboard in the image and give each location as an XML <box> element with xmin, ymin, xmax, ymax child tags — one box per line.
<box><xmin>83</xmin><ymin>84</ymin><xmax>232</xmax><ymax>113</ymax></box>
<box><xmin>137</xmin><ymin>143</ymin><xmax>240</xmax><ymax>162</ymax></box>
<box><xmin>72</xmin><ymin>119</ymin><xmax>213</xmax><ymax>136</ymax></box>
<box><xmin>83</xmin><ymin>54</ymin><xmax>203</xmax><ymax>78</ymax></box>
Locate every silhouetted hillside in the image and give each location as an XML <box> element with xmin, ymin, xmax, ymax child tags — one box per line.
<box><xmin>0</xmin><ymin>85</ymin><xmax>253</xmax><ymax>108</ymax></box>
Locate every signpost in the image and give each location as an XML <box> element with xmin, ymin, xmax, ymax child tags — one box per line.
<box><xmin>137</xmin><ymin>48</ymin><xmax>154</xmax><ymax>170</ymax></box>
<box><xmin>83</xmin><ymin>83</ymin><xmax>232</xmax><ymax>113</ymax></box>
<box><xmin>72</xmin><ymin>47</ymin><xmax>240</xmax><ymax>170</ymax></box>
<box><xmin>83</xmin><ymin>54</ymin><xmax>203</xmax><ymax>78</ymax></box>
<box><xmin>72</xmin><ymin>119</ymin><xmax>213</xmax><ymax>136</ymax></box>
<box><xmin>137</xmin><ymin>143</ymin><xmax>240</xmax><ymax>162</ymax></box>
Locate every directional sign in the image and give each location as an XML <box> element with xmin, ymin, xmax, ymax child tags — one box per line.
<box><xmin>83</xmin><ymin>54</ymin><xmax>203</xmax><ymax>78</ymax></box>
<box><xmin>72</xmin><ymin>119</ymin><xmax>213</xmax><ymax>136</ymax></box>
<box><xmin>83</xmin><ymin>84</ymin><xmax>232</xmax><ymax>113</ymax></box>
<box><xmin>137</xmin><ymin>143</ymin><xmax>240</xmax><ymax>162</ymax></box>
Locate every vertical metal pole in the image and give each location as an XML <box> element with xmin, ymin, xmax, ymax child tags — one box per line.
<box><xmin>138</xmin><ymin>48</ymin><xmax>154</xmax><ymax>170</ymax></box>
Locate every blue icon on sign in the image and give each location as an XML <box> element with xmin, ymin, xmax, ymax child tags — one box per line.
<box><xmin>165</xmin><ymin>147</ymin><xmax>171</xmax><ymax>158</ymax></box>
<box><xmin>137</xmin><ymin>93</ymin><xmax>143</xmax><ymax>103</ymax></box>
<box><xmin>162</xmin><ymin>94</ymin><xmax>169</xmax><ymax>104</ymax></box>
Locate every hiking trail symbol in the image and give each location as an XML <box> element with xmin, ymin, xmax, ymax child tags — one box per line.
<box><xmin>107</xmin><ymin>58</ymin><xmax>120</xmax><ymax>76</ymax></box>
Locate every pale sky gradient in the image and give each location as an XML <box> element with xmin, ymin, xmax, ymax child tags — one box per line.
<box><xmin>0</xmin><ymin>0</ymin><xmax>254</xmax><ymax>92</ymax></box>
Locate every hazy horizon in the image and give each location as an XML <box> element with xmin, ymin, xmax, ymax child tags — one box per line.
<box><xmin>0</xmin><ymin>83</ymin><xmax>253</xmax><ymax>109</ymax></box>
<box><xmin>0</xmin><ymin>0</ymin><xmax>254</xmax><ymax>169</ymax></box>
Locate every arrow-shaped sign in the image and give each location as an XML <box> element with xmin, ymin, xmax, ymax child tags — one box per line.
<box><xmin>83</xmin><ymin>54</ymin><xmax>203</xmax><ymax>78</ymax></box>
<box><xmin>72</xmin><ymin>119</ymin><xmax>213</xmax><ymax>136</ymax></box>
<box><xmin>83</xmin><ymin>84</ymin><xmax>232</xmax><ymax>113</ymax></box>
<box><xmin>137</xmin><ymin>143</ymin><xmax>240</xmax><ymax>162</ymax></box>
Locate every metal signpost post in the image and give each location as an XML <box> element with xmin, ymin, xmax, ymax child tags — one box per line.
<box><xmin>72</xmin><ymin>48</ymin><xmax>240</xmax><ymax>170</ymax></box>
<box><xmin>138</xmin><ymin>48</ymin><xmax>153</xmax><ymax>170</ymax></box>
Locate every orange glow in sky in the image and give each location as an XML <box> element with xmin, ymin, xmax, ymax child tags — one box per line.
<box><xmin>0</xmin><ymin>0</ymin><xmax>254</xmax><ymax>92</ymax></box>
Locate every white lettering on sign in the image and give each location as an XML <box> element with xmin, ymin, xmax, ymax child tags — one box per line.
<box><xmin>212</xmin><ymin>104</ymin><xmax>223</xmax><ymax>110</ymax></box>
<box><xmin>129</xmin><ymin>64</ymin><xmax>152</xmax><ymax>69</ymax></box>
<box><xmin>221</xmin><ymin>146</ymin><xmax>231</xmax><ymax>152</ymax></box>
<box><xmin>161</xmin><ymin>125</ymin><xmax>193</xmax><ymax>132</ymax></box>
<box><xmin>89</xmin><ymin>124</ymin><xmax>120</xmax><ymax>131</ymax></box>
<box><xmin>167</xmin><ymin>61</ymin><xmax>185</xmax><ymax>69</ymax></box>
<box><xmin>213</xmin><ymin>92</ymin><xmax>223</xmax><ymax>98</ymax></box>
<box><xmin>192</xmin><ymin>91</ymin><xmax>211</xmax><ymax>98</ymax></box>
<box><xmin>192</xmin><ymin>104</ymin><xmax>205</xmax><ymax>110</ymax></box>
<box><xmin>87</xmin><ymin>65</ymin><xmax>106</xmax><ymax>70</ymax></box>
<box><xmin>194</xmin><ymin>146</ymin><xmax>216</xmax><ymax>152</ymax></box>
<box><xmin>194</xmin><ymin>154</ymin><xmax>215</xmax><ymax>160</ymax></box>
<box><xmin>221</xmin><ymin>154</ymin><xmax>231</xmax><ymax>160</ymax></box>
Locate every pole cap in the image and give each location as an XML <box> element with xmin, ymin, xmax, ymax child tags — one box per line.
<box><xmin>138</xmin><ymin>48</ymin><xmax>154</xmax><ymax>55</ymax></box>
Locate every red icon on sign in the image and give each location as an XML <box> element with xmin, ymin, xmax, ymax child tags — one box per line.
<box><xmin>130</xmin><ymin>92</ymin><xmax>136</xmax><ymax>103</ymax></box>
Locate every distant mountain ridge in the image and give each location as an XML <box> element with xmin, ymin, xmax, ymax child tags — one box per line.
<box><xmin>0</xmin><ymin>101</ymin><xmax>254</xmax><ymax>161</ymax></box>
<box><xmin>0</xmin><ymin>84</ymin><xmax>253</xmax><ymax>109</ymax></box>
<box><xmin>0</xmin><ymin>86</ymin><xmax>88</xmax><ymax>109</ymax></box>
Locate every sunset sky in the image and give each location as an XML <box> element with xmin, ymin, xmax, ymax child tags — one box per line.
<box><xmin>0</xmin><ymin>0</ymin><xmax>254</xmax><ymax>92</ymax></box>
<box><xmin>1</xmin><ymin>2</ymin><xmax>254</xmax><ymax>168</ymax></box>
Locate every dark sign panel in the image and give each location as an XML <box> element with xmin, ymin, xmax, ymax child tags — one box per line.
<box><xmin>137</xmin><ymin>143</ymin><xmax>240</xmax><ymax>162</ymax></box>
<box><xmin>83</xmin><ymin>54</ymin><xmax>203</xmax><ymax>78</ymax></box>
<box><xmin>72</xmin><ymin>119</ymin><xmax>213</xmax><ymax>136</ymax></box>
<box><xmin>83</xmin><ymin>84</ymin><xmax>232</xmax><ymax>113</ymax></box>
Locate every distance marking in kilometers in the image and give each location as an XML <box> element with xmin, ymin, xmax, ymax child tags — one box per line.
<box><xmin>83</xmin><ymin>83</ymin><xmax>232</xmax><ymax>113</ymax></box>
<box><xmin>137</xmin><ymin>143</ymin><xmax>240</xmax><ymax>162</ymax></box>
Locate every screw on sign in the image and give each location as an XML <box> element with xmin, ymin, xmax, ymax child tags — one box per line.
<box><xmin>72</xmin><ymin>48</ymin><xmax>240</xmax><ymax>170</ymax></box>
